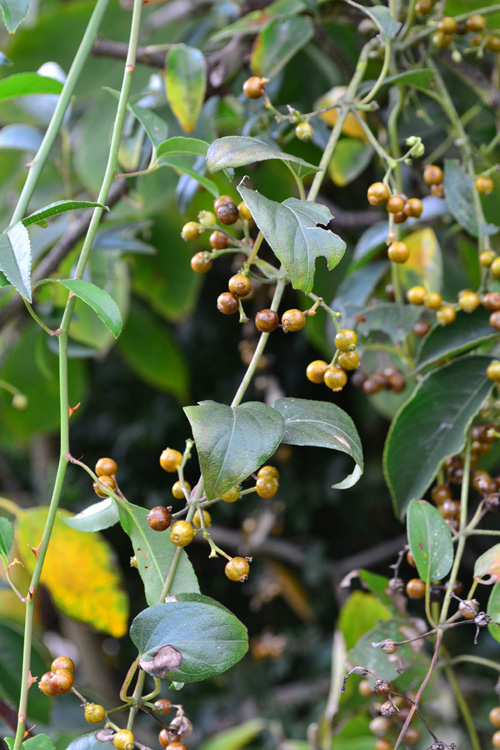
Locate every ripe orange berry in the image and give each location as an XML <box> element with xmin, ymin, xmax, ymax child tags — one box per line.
<box><xmin>367</xmin><ymin>182</ymin><xmax>390</xmax><ymax>206</ymax></box>
<box><xmin>51</xmin><ymin>656</ymin><xmax>75</xmax><ymax>673</ymax></box>
<box><xmin>95</xmin><ymin>458</ymin><xmax>117</xmax><ymax>477</ymax></box>
<box><xmin>423</xmin><ymin>164</ymin><xmax>443</xmax><ymax>186</ymax></box>
<box><xmin>243</xmin><ymin>76</ymin><xmax>267</xmax><ymax>98</ymax></box>
<box><xmin>436</xmin><ymin>305</ymin><xmax>456</xmax><ymax>326</ymax></box>
<box><xmin>228</xmin><ymin>274</ymin><xmax>252</xmax><ymax>297</ymax></box>
<box><xmin>154</xmin><ymin>698</ymin><xmax>173</xmax><ymax>714</ymax></box>
<box><xmin>190</xmin><ymin>251</ymin><xmax>212</xmax><ymax>274</ymax></box>
<box><xmin>217</xmin><ymin>292</ymin><xmax>239</xmax><ymax>315</ymax></box>
<box><xmin>424</xmin><ymin>291</ymin><xmax>442</xmax><ymax>309</ymax></box>
<box><xmin>172</xmin><ymin>480</ymin><xmax>190</xmax><ymax>499</ymax></box>
<box><xmin>334</xmin><ymin>328</ymin><xmax>357</xmax><ymax>351</ymax></box>
<box><xmin>323</xmin><ymin>366</ymin><xmax>348</xmax><ymax>391</ymax></box>
<box><xmin>337</xmin><ymin>351</ymin><xmax>360</xmax><ymax>371</ymax></box>
<box><xmin>281</xmin><ymin>309</ymin><xmax>306</xmax><ymax>332</ymax></box>
<box><xmin>160</xmin><ymin>448</ymin><xmax>183</xmax><ymax>472</ymax></box>
<box><xmin>387</xmin><ymin>242</ymin><xmax>409</xmax><ymax>264</ymax></box>
<box><xmin>225</xmin><ymin>557</ymin><xmax>250</xmax><ymax>582</ymax></box>
<box><xmin>386</xmin><ymin>195</ymin><xmax>405</xmax><ymax>214</ymax></box>
<box><xmin>93</xmin><ymin>475</ymin><xmax>116</xmax><ymax>498</ymax></box>
<box><xmin>403</xmin><ymin>198</ymin><xmax>423</xmax><ymax>218</ymax></box>
<box><xmin>475</xmin><ymin>175</ymin><xmax>494</xmax><ymax>195</ymax></box>
<box><xmin>406</xmin><ymin>578</ymin><xmax>426</xmax><ymax>599</ymax></box>
<box><xmin>193</xmin><ymin>509</ymin><xmax>211</xmax><ymax>528</ymax></box>
<box><xmin>113</xmin><ymin>730</ymin><xmax>134</xmax><ymax>750</ymax></box>
<box><xmin>256</xmin><ymin>476</ymin><xmax>279</xmax><ymax>498</ymax></box>
<box><xmin>181</xmin><ymin>221</ymin><xmax>202</xmax><ymax>241</ymax></box>
<box><xmin>306</xmin><ymin>360</ymin><xmax>329</xmax><ymax>384</ymax></box>
<box><xmin>406</xmin><ymin>286</ymin><xmax>426</xmax><ymax>305</ymax></box>
<box><xmin>257</xmin><ymin>466</ymin><xmax>280</xmax><ymax>481</ymax></box>
<box><xmin>221</xmin><ymin>486</ymin><xmax>241</xmax><ymax>503</ymax></box>
<box><xmin>209</xmin><ymin>230</ymin><xmax>229</xmax><ymax>250</ymax></box>
<box><xmin>147</xmin><ymin>506</ymin><xmax>172</xmax><ymax>532</ymax></box>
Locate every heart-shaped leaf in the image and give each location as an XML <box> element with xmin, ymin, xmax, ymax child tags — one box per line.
<box><xmin>22</xmin><ymin>200</ymin><xmax>105</xmax><ymax>228</ymax></box>
<box><xmin>0</xmin><ymin>221</ymin><xmax>31</xmax><ymax>300</ymax></box>
<box><xmin>474</xmin><ymin>544</ymin><xmax>500</xmax><ymax>585</ymax></box>
<box><xmin>206</xmin><ymin>136</ymin><xmax>320</xmax><ymax>176</ymax></box>
<box><xmin>251</xmin><ymin>15</ymin><xmax>314</xmax><ymax>78</ymax></box>
<box><xmin>184</xmin><ymin>401</ymin><xmax>284</xmax><ymax>500</ymax></box>
<box><xmin>49</xmin><ymin>279</ymin><xmax>122</xmax><ymax>338</ymax></box>
<box><xmin>61</xmin><ymin>498</ymin><xmax>119</xmax><ymax>533</ymax></box>
<box><xmin>407</xmin><ymin>499</ymin><xmax>453</xmax><ymax>584</ymax></box>
<box><xmin>273</xmin><ymin>397</ymin><xmax>363</xmax><ymax>488</ymax></box>
<box><xmin>384</xmin><ymin>356</ymin><xmax>494</xmax><ymax>518</ymax></box>
<box><xmin>166</xmin><ymin>45</ymin><xmax>206</xmax><ymax>134</ymax></box>
<box><xmin>130</xmin><ymin>597</ymin><xmax>248</xmax><ymax>682</ymax></box>
<box><xmin>238</xmin><ymin>185</ymin><xmax>346</xmax><ymax>293</ymax></box>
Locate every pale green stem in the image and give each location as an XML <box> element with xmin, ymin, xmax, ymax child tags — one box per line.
<box><xmin>446</xmin><ymin>654</ymin><xmax>500</xmax><ymax>672</ymax></box>
<box><xmin>443</xmin><ymin>663</ymin><xmax>481</xmax><ymax>750</ymax></box>
<box><xmin>9</xmin><ymin>0</ymin><xmax>112</xmax><ymax>226</ymax></box>
<box><xmin>359</xmin><ymin>43</ymin><xmax>390</xmax><ymax>106</ymax></box>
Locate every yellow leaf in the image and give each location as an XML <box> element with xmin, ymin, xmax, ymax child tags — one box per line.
<box><xmin>315</xmin><ymin>86</ymin><xmax>367</xmax><ymax>140</ymax></box>
<box><xmin>399</xmin><ymin>227</ymin><xmax>443</xmax><ymax>291</ymax></box>
<box><xmin>16</xmin><ymin>507</ymin><xmax>128</xmax><ymax>638</ymax></box>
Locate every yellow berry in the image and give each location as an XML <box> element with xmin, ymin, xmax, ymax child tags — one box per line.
<box><xmin>160</xmin><ymin>448</ymin><xmax>183</xmax><ymax>472</ymax></box>
<box><xmin>85</xmin><ymin>704</ymin><xmax>106</xmax><ymax>724</ymax></box>
<box><xmin>193</xmin><ymin>509</ymin><xmax>211</xmax><ymax>528</ymax></box>
<box><xmin>172</xmin><ymin>480</ymin><xmax>190</xmax><ymax>499</ymax></box>
<box><xmin>169</xmin><ymin>520</ymin><xmax>194</xmax><ymax>547</ymax></box>
<box><xmin>221</xmin><ymin>486</ymin><xmax>241</xmax><ymax>503</ymax></box>
<box><xmin>113</xmin><ymin>730</ymin><xmax>135</xmax><ymax>750</ymax></box>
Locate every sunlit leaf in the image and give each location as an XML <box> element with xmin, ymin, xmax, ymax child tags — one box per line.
<box><xmin>166</xmin><ymin>45</ymin><xmax>206</xmax><ymax>134</ymax></box>
<box><xmin>0</xmin><ymin>73</ymin><xmax>62</xmax><ymax>100</ymax></box>
<box><xmin>48</xmin><ymin>279</ymin><xmax>122</xmax><ymax>338</ymax></box>
<box><xmin>198</xmin><ymin>720</ymin><xmax>265</xmax><ymax>750</ymax></box>
<box><xmin>339</xmin><ymin>591</ymin><xmax>391</xmax><ymax>650</ymax></box>
<box><xmin>398</xmin><ymin>228</ymin><xmax>442</xmax><ymax>292</ymax></box>
<box><xmin>328</xmin><ymin>139</ymin><xmax>373</xmax><ymax>186</ymax></box>
<box><xmin>315</xmin><ymin>86</ymin><xmax>367</xmax><ymax>140</ymax></box>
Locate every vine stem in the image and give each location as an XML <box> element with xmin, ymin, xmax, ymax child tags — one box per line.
<box><xmin>9</xmin><ymin>0</ymin><xmax>112</xmax><ymax>227</ymax></box>
<box><xmin>11</xmin><ymin>1</ymin><xmax>144</xmax><ymax>747</ymax></box>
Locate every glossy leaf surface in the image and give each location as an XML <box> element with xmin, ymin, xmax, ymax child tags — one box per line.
<box><xmin>385</xmin><ymin>357</ymin><xmax>494</xmax><ymax>517</ymax></box>
<box><xmin>61</xmin><ymin>498</ymin><xmax>119</xmax><ymax>533</ymax></box>
<box><xmin>407</xmin><ymin>499</ymin><xmax>453</xmax><ymax>584</ymax></box>
<box><xmin>417</xmin><ymin>307</ymin><xmax>496</xmax><ymax>371</ymax></box>
<box><xmin>0</xmin><ymin>221</ymin><xmax>31</xmax><ymax>300</ymax></box>
<box><xmin>273</xmin><ymin>397</ymin><xmax>363</xmax><ymax>489</ymax></box>
<box><xmin>22</xmin><ymin>200</ymin><xmax>104</xmax><ymax>227</ymax></box>
<box><xmin>238</xmin><ymin>186</ymin><xmax>345</xmax><ymax>293</ymax></box>
<box><xmin>185</xmin><ymin>401</ymin><xmax>284</xmax><ymax>500</ymax></box>
<box><xmin>50</xmin><ymin>279</ymin><xmax>122</xmax><ymax>338</ymax></box>
<box><xmin>206</xmin><ymin>136</ymin><xmax>320</xmax><ymax>176</ymax></box>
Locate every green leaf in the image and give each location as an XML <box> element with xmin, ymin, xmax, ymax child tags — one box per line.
<box><xmin>198</xmin><ymin>720</ymin><xmax>265</xmax><ymax>750</ymax></box>
<box><xmin>5</xmin><ymin>736</ymin><xmax>54</xmax><ymax>750</ymax></box>
<box><xmin>206</xmin><ymin>136</ymin><xmax>320</xmax><ymax>176</ymax></box>
<box><xmin>348</xmin><ymin>619</ymin><xmax>424</xmax><ymax>684</ymax></box>
<box><xmin>118</xmin><ymin>501</ymin><xmax>199</xmax><ymax>605</ymax></box>
<box><xmin>0</xmin><ymin>72</ymin><xmax>63</xmax><ymax>100</ymax></box>
<box><xmin>22</xmin><ymin>200</ymin><xmax>105</xmax><ymax>228</ymax></box>
<box><xmin>407</xmin><ymin>500</ymin><xmax>453</xmax><ymax>585</ymax></box>
<box><xmin>156</xmin><ymin>137</ymin><xmax>209</xmax><ymax>160</ymax></box>
<box><xmin>333</xmin><ymin>260</ymin><xmax>389</xmax><ymax>313</ymax></box>
<box><xmin>118</xmin><ymin>302</ymin><xmax>190</xmax><ymax>401</ymax></box>
<box><xmin>238</xmin><ymin>185</ymin><xmax>346</xmax><ymax>293</ymax></box>
<box><xmin>156</xmin><ymin>155</ymin><xmax>218</xmax><ymax>198</ymax></box>
<box><xmin>0</xmin><ymin>0</ymin><xmax>30</xmax><ymax>33</ymax></box>
<box><xmin>61</xmin><ymin>499</ymin><xmax>120</xmax><ymax>533</ymax></box>
<box><xmin>355</xmin><ymin>303</ymin><xmax>421</xmax><ymax>345</ymax></box>
<box><xmin>0</xmin><ymin>221</ymin><xmax>31</xmax><ymax>301</ymax></box>
<box><xmin>487</xmin><ymin>582</ymin><xmax>500</xmax><ymax>643</ymax></box>
<box><xmin>442</xmin><ymin>159</ymin><xmax>499</xmax><ymax>238</ymax></box>
<box><xmin>251</xmin><ymin>16</ymin><xmax>314</xmax><ymax>78</ymax></box>
<box><xmin>130</xmin><ymin>599</ymin><xmax>248</xmax><ymax>682</ymax></box>
<box><xmin>384</xmin><ymin>356</ymin><xmax>494</xmax><ymax>518</ymax></box>
<box><xmin>49</xmin><ymin>279</ymin><xmax>122</xmax><ymax>338</ymax></box>
<box><xmin>65</xmin><ymin>733</ymin><xmax>114</xmax><ymax>750</ymax></box>
<box><xmin>166</xmin><ymin>45</ymin><xmax>206</xmax><ymax>134</ymax></box>
<box><xmin>347</xmin><ymin>2</ymin><xmax>401</xmax><ymax>42</ymax></box>
<box><xmin>339</xmin><ymin>591</ymin><xmax>391</xmax><ymax>650</ymax></box>
<box><xmin>0</xmin><ymin>516</ymin><xmax>14</xmax><ymax>559</ymax></box>
<box><xmin>357</xmin><ymin>69</ymin><xmax>433</xmax><ymax>96</ymax></box>
<box><xmin>474</xmin><ymin>544</ymin><xmax>500</xmax><ymax>586</ymax></box>
<box><xmin>105</xmin><ymin>89</ymin><xmax>169</xmax><ymax>154</ymax></box>
<box><xmin>210</xmin><ymin>0</ymin><xmax>307</xmax><ymax>42</ymax></box>
<box><xmin>273</xmin><ymin>397</ymin><xmax>363</xmax><ymax>488</ymax></box>
<box><xmin>184</xmin><ymin>401</ymin><xmax>285</xmax><ymax>501</ymax></box>
<box><xmin>328</xmin><ymin>139</ymin><xmax>373</xmax><ymax>187</ymax></box>
<box><xmin>0</xmin><ymin>622</ymin><xmax>50</xmax><ymax>724</ymax></box>
<box><xmin>358</xmin><ymin>570</ymin><xmax>400</xmax><ymax>615</ymax></box>
<box><xmin>417</xmin><ymin>307</ymin><xmax>497</xmax><ymax>371</ymax></box>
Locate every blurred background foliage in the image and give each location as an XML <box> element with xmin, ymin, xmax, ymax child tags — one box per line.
<box><xmin>1</xmin><ymin>0</ymin><xmax>500</xmax><ymax>749</ymax></box>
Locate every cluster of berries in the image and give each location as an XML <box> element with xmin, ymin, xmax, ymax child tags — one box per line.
<box><xmin>358</xmin><ymin>679</ymin><xmax>422</xmax><ymax>748</ymax></box>
<box><xmin>424</xmin><ymin>12</ymin><xmax>500</xmax><ymax>54</ymax></box>
<box><xmin>351</xmin><ymin>366</ymin><xmax>406</xmax><ymax>396</ymax></box>
<box><xmin>306</xmin><ymin>328</ymin><xmax>359</xmax><ymax>392</ymax></box>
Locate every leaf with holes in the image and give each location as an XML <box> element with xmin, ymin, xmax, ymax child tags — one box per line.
<box><xmin>206</xmin><ymin>136</ymin><xmax>320</xmax><ymax>177</ymax></box>
<box><xmin>475</xmin><ymin>544</ymin><xmax>500</xmax><ymax>585</ymax></box>
<box><xmin>166</xmin><ymin>45</ymin><xmax>206</xmax><ymax>134</ymax></box>
<box><xmin>22</xmin><ymin>200</ymin><xmax>105</xmax><ymax>228</ymax></box>
<box><xmin>251</xmin><ymin>15</ymin><xmax>314</xmax><ymax>78</ymax></box>
<box><xmin>273</xmin><ymin>397</ymin><xmax>363</xmax><ymax>489</ymax></box>
<box><xmin>184</xmin><ymin>401</ymin><xmax>284</xmax><ymax>501</ymax></box>
<box><xmin>48</xmin><ymin>279</ymin><xmax>121</xmax><ymax>338</ymax></box>
<box><xmin>130</xmin><ymin>596</ymin><xmax>248</xmax><ymax>682</ymax></box>
<box><xmin>407</xmin><ymin>500</ymin><xmax>453</xmax><ymax>585</ymax></box>
<box><xmin>0</xmin><ymin>221</ymin><xmax>31</xmax><ymax>301</ymax></box>
<box><xmin>238</xmin><ymin>185</ymin><xmax>345</xmax><ymax>293</ymax></box>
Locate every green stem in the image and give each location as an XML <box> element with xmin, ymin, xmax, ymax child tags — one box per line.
<box><xmin>9</xmin><ymin>0</ymin><xmax>112</xmax><ymax>226</ymax></box>
<box><xmin>127</xmin><ymin>670</ymin><xmax>147</xmax><ymax>731</ymax></box>
<box><xmin>22</xmin><ymin>299</ymin><xmax>59</xmax><ymax>336</ymax></box>
<box><xmin>321</xmin><ymin>631</ymin><xmax>346</xmax><ymax>750</ymax></box>
<box><xmin>443</xmin><ymin>662</ymin><xmax>481</xmax><ymax>750</ymax></box>
<box><xmin>359</xmin><ymin>43</ymin><xmax>390</xmax><ymax>106</ymax></box>
<box><xmin>446</xmin><ymin>654</ymin><xmax>500</xmax><ymax>673</ymax></box>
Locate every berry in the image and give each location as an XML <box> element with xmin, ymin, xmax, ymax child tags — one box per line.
<box><xmin>436</xmin><ymin>305</ymin><xmax>456</xmax><ymax>326</ymax></box>
<box><xmin>458</xmin><ymin>290</ymin><xmax>480</xmax><ymax>313</ymax></box>
<box><xmin>415</xmin><ymin>0</ymin><xmax>433</xmax><ymax>13</ymax></box>
<box><xmin>12</xmin><ymin>393</ymin><xmax>28</xmax><ymax>410</ymax></box>
<box><xmin>432</xmin><ymin>30</ymin><xmax>452</xmax><ymax>47</ymax></box>
<box><xmin>281</xmin><ymin>309</ymin><xmax>306</xmax><ymax>332</ymax></box>
<box><xmin>490</xmin><ymin>707</ymin><xmax>500</xmax><ymax>727</ymax></box>
<box><xmin>424</xmin><ymin>291</ymin><xmax>442</xmax><ymax>309</ymax></box>
<box><xmin>217</xmin><ymin>292</ymin><xmax>239</xmax><ymax>315</ymax></box>
<box><xmin>423</xmin><ymin>164</ymin><xmax>443</xmax><ymax>185</ymax></box>
<box><xmin>386</xmin><ymin>195</ymin><xmax>405</xmax><ymax>214</ymax></box>
<box><xmin>209</xmin><ymin>231</ymin><xmax>229</xmax><ymax>250</ymax></box>
<box><xmin>147</xmin><ymin>506</ymin><xmax>172</xmax><ymax>532</ymax></box>
<box><xmin>487</xmin><ymin>361</ymin><xmax>500</xmax><ymax>382</ymax></box>
<box><xmin>334</xmin><ymin>328</ymin><xmax>357</xmax><ymax>351</ymax></box>
<box><xmin>323</xmin><ymin>366</ymin><xmax>348</xmax><ymax>391</ymax></box>
<box><xmin>258</xmin><ymin>466</ymin><xmax>280</xmax><ymax>481</ymax></box>
<box><xmin>256</xmin><ymin>476</ymin><xmax>279</xmax><ymax>498</ymax></box>
<box><xmin>381</xmin><ymin>639</ymin><xmax>397</xmax><ymax>654</ymax></box>
<box><xmin>51</xmin><ymin>656</ymin><xmax>75</xmax><ymax>673</ymax></box>
<box><xmin>440</xmin><ymin>499</ymin><xmax>460</xmax><ymax>519</ymax></box>
<box><xmin>93</xmin><ymin>475</ymin><xmax>116</xmax><ymax>498</ymax></box>
<box><xmin>225</xmin><ymin>556</ymin><xmax>250</xmax><ymax>582</ymax></box>
<box><xmin>407</xmin><ymin>550</ymin><xmax>416</xmax><ymax>567</ymax></box>
<box><xmin>358</xmin><ymin>679</ymin><xmax>372</xmax><ymax>697</ymax></box>
<box><xmin>306</xmin><ymin>360</ymin><xmax>328</xmax><ymax>384</ymax></box>
<box><xmin>160</xmin><ymin>448</ymin><xmax>183</xmax><ymax>472</ymax></box>
<box><xmin>475</xmin><ymin>175</ymin><xmax>494</xmax><ymax>194</ymax></box>
<box><xmin>221</xmin><ymin>486</ymin><xmax>241</xmax><ymax>503</ymax></box>
<box><xmin>38</xmin><ymin>673</ymin><xmax>57</xmax><ymax>696</ymax></box>
<box><xmin>190</xmin><ymin>252</ymin><xmax>212</xmax><ymax>274</ymax></box>
<box><xmin>486</xmin><ymin>494</ymin><xmax>500</xmax><ymax>513</ymax></box>
<box><xmin>159</xmin><ymin>730</ymin><xmax>170</xmax><ymax>749</ymax></box>
<box><xmin>483</xmin><ymin>292</ymin><xmax>500</xmax><ymax>310</ymax></box>
<box><xmin>438</xmin><ymin>16</ymin><xmax>457</xmax><ymax>34</ymax></box>
<box><xmin>172</xmin><ymin>481</ymin><xmax>190</xmax><ymax>499</ymax></box>
<box><xmin>295</xmin><ymin>122</ymin><xmax>313</xmax><ymax>141</ymax></box>
<box><xmin>95</xmin><ymin>458</ymin><xmax>117</xmax><ymax>477</ymax></box>
<box><xmin>393</xmin><ymin>211</ymin><xmax>407</xmax><ymax>224</ymax></box>
<box><xmin>413</xmin><ymin>320</ymin><xmax>431</xmax><ymax>337</ymax></box>
<box><xmin>374</xmin><ymin>678</ymin><xmax>391</xmax><ymax>695</ymax></box>
<box><xmin>466</xmin><ymin>14</ymin><xmax>486</xmax><ymax>32</ymax></box>
<box><xmin>216</xmin><ymin>202</ymin><xmax>239</xmax><ymax>225</ymax></box>
<box><xmin>243</xmin><ymin>76</ymin><xmax>266</xmax><ymax>98</ymax></box>
<box><xmin>404</xmin><ymin>728</ymin><xmax>420</xmax><ymax>745</ymax></box>
<box><xmin>470</xmin><ymin>32</ymin><xmax>484</xmax><ymax>46</ymax></box>
<box><xmin>85</xmin><ymin>704</ymin><xmax>106</xmax><ymax>724</ymax></box>
<box><xmin>166</xmin><ymin>744</ymin><xmax>188</xmax><ymax>750</ymax></box>
<box><xmin>214</xmin><ymin>195</ymin><xmax>235</xmax><ymax>211</ymax></box>
<box><xmin>49</xmin><ymin>668</ymin><xmax>74</xmax><ymax>694</ymax></box>
<box><xmin>238</xmin><ymin>202</ymin><xmax>252</xmax><ymax>221</ymax></box>
<box><xmin>198</xmin><ymin>210</ymin><xmax>216</xmax><ymax>228</ymax></box>
<box><xmin>403</xmin><ymin>198</ymin><xmax>424</xmax><ymax>218</ymax></box>
<box><xmin>431</xmin><ymin>484</ymin><xmax>452</xmax><ymax>504</ymax></box>
<box><xmin>170</xmin><ymin>520</ymin><xmax>194</xmax><ymax>547</ymax></box>
<box><xmin>193</xmin><ymin>509</ymin><xmax>211</xmax><ymax>528</ymax></box>
<box><xmin>480</xmin><ymin>250</ymin><xmax>496</xmax><ymax>267</ymax></box>
<box><xmin>494</xmin><ymin>732</ymin><xmax>500</xmax><ymax>750</ymax></box>
<box><xmin>406</xmin><ymin>578</ymin><xmax>426</xmax><ymax>599</ymax></box>
<box><xmin>154</xmin><ymin>699</ymin><xmax>173</xmax><ymax>714</ymax></box>
<box><xmin>367</xmin><ymin>182</ymin><xmax>390</xmax><ymax>206</ymax></box>
<box><xmin>490</xmin><ymin>312</ymin><xmax>500</xmax><ymax>331</ymax></box>
<box><xmin>255</xmin><ymin>309</ymin><xmax>279</xmax><ymax>333</ymax></box>
<box><xmin>369</xmin><ymin>717</ymin><xmax>392</xmax><ymax>736</ymax></box>
<box><xmin>375</xmin><ymin>741</ymin><xmax>392</xmax><ymax>750</ymax></box>
<box><xmin>337</xmin><ymin>351</ymin><xmax>360</xmax><ymax>371</ymax></box>
<box><xmin>487</xmin><ymin>35</ymin><xmax>500</xmax><ymax>52</ymax></box>
<box><xmin>228</xmin><ymin>274</ymin><xmax>252</xmax><ymax>297</ymax></box>
<box><xmin>406</xmin><ymin>286</ymin><xmax>426</xmax><ymax>305</ymax></box>
<box><xmin>181</xmin><ymin>222</ymin><xmax>202</xmax><ymax>241</ymax></box>
<box><xmin>430</xmin><ymin>183</ymin><xmax>444</xmax><ymax>199</ymax></box>
<box><xmin>387</xmin><ymin>241</ymin><xmax>409</xmax><ymax>263</ymax></box>
<box><xmin>113</xmin><ymin>730</ymin><xmax>135</xmax><ymax>750</ymax></box>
